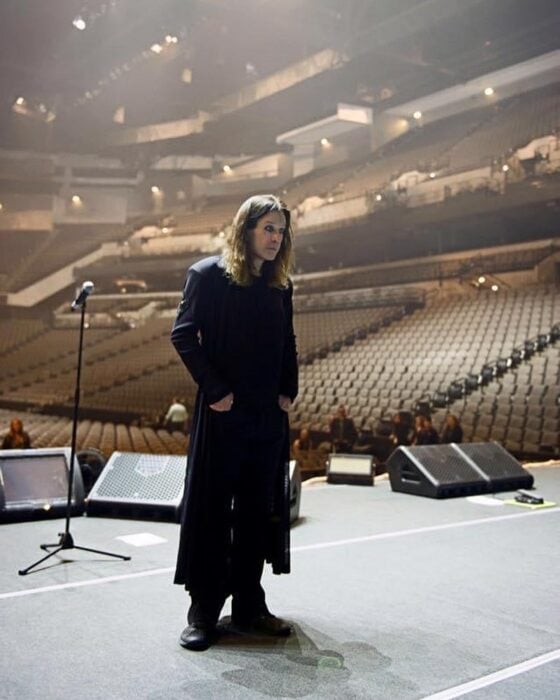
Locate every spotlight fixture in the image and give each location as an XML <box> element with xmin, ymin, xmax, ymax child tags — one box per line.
<box><xmin>491</xmin><ymin>284</ymin><xmax>499</xmax><ymax>292</ymax></box>
<box><xmin>223</xmin><ymin>165</ymin><xmax>232</xmax><ymax>174</ymax></box>
<box><xmin>375</xmin><ymin>194</ymin><xmax>383</xmax><ymax>202</ymax></box>
<box><xmin>502</xmin><ymin>164</ymin><xmax>509</xmax><ymax>172</ymax></box>
<box><xmin>413</xmin><ymin>110</ymin><xmax>422</xmax><ymax>120</ymax></box>
<box><xmin>71</xmin><ymin>195</ymin><xmax>82</xmax><ymax>206</ymax></box>
<box><xmin>151</xmin><ymin>185</ymin><xmax>161</xmax><ymax>194</ymax></box>
<box><xmin>484</xmin><ymin>87</ymin><xmax>494</xmax><ymax>96</ymax></box>
<box><xmin>429</xmin><ymin>172</ymin><xmax>436</xmax><ymax>179</ymax></box>
<box><xmin>478</xmin><ymin>276</ymin><xmax>486</xmax><ymax>284</ymax></box>
<box><xmin>15</xmin><ymin>97</ymin><xmax>25</xmax><ymax>106</ymax></box>
<box><xmin>165</xmin><ymin>35</ymin><xmax>178</xmax><ymax>44</ymax></box>
<box><xmin>320</xmin><ymin>137</ymin><xmax>330</xmax><ymax>147</ymax></box>
<box><xmin>73</xmin><ymin>16</ymin><xmax>87</xmax><ymax>31</ymax></box>
<box><xmin>150</xmin><ymin>43</ymin><xmax>163</xmax><ymax>54</ymax></box>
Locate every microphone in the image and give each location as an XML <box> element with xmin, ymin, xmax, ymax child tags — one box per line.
<box><xmin>71</xmin><ymin>281</ymin><xmax>94</xmax><ymax>311</ymax></box>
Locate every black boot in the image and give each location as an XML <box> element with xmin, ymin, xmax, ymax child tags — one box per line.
<box><xmin>179</xmin><ymin>624</ymin><xmax>218</xmax><ymax>651</ymax></box>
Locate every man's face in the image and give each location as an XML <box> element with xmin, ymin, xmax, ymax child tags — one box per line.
<box><xmin>249</xmin><ymin>210</ymin><xmax>286</xmax><ymax>265</ymax></box>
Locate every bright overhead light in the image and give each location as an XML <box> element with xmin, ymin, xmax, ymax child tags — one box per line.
<box><xmin>151</xmin><ymin>185</ymin><xmax>161</xmax><ymax>194</ymax></box>
<box><xmin>151</xmin><ymin>43</ymin><xmax>163</xmax><ymax>54</ymax></box>
<box><xmin>502</xmin><ymin>164</ymin><xmax>509</xmax><ymax>172</ymax></box>
<box><xmin>491</xmin><ymin>284</ymin><xmax>499</xmax><ymax>292</ymax></box>
<box><xmin>413</xmin><ymin>110</ymin><xmax>422</xmax><ymax>120</ymax></box>
<box><xmin>320</xmin><ymin>137</ymin><xmax>330</xmax><ymax>147</ymax></box>
<box><xmin>73</xmin><ymin>16</ymin><xmax>86</xmax><ymax>31</ymax></box>
<box><xmin>429</xmin><ymin>172</ymin><xmax>436</xmax><ymax>179</ymax></box>
<box><xmin>484</xmin><ymin>87</ymin><xmax>494</xmax><ymax>96</ymax></box>
<box><xmin>375</xmin><ymin>194</ymin><xmax>383</xmax><ymax>202</ymax></box>
<box><xmin>478</xmin><ymin>276</ymin><xmax>486</xmax><ymax>284</ymax></box>
<box><xmin>0</xmin><ymin>203</ymin><xmax>3</xmax><ymax>211</ymax></box>
<box><xmin>223</xmin><ymin>165</ymin><xmax>232</xmax><ymax>174</ymax></box>
<box><xmin>71</xmin><ymin>194</ymin><xmax>82</xmax><ymax>205</ymax></box>
<box><xmin>165</xmin><ymin>35</ymin><xmax>178</xmax><ymax>44</ymax></box>
<box><xmin>15</xmin><ymin>97</ymin><xmax>25</xmax><ymax>106</ymax></box>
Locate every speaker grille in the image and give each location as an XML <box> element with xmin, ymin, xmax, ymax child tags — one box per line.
<box><xmin>412</xmin><ymin>445</ymin><xmax>483</xmax><ymax>484</ymax></box>
<box><xmin>457</xmin><ymin>442</ymin><xmax>526</xmax><ymax>478</ymax></box>
<box><xmin>93</xmin><ymin>453</ymin><xmax>185</xmax><ymax>504</ymax></box>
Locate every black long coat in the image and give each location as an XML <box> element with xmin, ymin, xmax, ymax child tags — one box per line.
<box><xmin>171</xmin><ymin>256</ymin><xmax>298</xmax><ymax>588</ymax></box>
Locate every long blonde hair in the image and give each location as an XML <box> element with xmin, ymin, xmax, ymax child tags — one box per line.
<box><xmin>222</xmin><ymin>194</ymin><xmax>294</xmax><ymax>288</ymax></box>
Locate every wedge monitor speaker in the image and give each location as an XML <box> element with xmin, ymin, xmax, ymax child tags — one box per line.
<box><xmin>387</xmin><ymin>442</ymin><xmax>533</xmax><ymax>499</ymax></box>
<box><xmin>327</xmin><ymin>453</ymin><xmax>374</xmax><ymax>486</ymax></box>
<box><xmin>87</xmin><ymin>452</ymin><xmax>185</xmax><ymax>522</ymax></box>
<box><xmin>0</xmin><ymin>448</ymin><xmax>85</xmax><ymax>522</ymax></box>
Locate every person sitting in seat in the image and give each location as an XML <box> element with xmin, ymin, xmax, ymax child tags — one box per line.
<box><xmin>2</xmin><ymin>418</ymin><xmax>31</xmax><ymax>449</ymax></box>
<box><xmin>329</xmin><ymin>405</ymin><xmax>358</xmax><ymax>453</ymax></box>
<box><xmin>440</xmin><ymin>414</ymin><xmax>463</xmax><ymax>443</ymax></box>
<box><xmin>413</xmin><ymin>414</ymin><xmax>439</xmax><ymax>445</ymax></box>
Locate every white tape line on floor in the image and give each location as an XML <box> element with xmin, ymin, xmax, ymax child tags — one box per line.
<box><xmin>1</xmin><ymin>507</ymin><xmax>557</xmax><ymax>600</ymax></box>
<box><xmin>421</xmin><ymin>648</ymin><xmax>560</xmax><ymax>699</ymax></box>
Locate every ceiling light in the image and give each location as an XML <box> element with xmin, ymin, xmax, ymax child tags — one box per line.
<box><xmin>71</xmin><ymin>195</ymin><xmax>82</xmax><ymax>205</ymax></box>
<box><xmin>161</xmin><ymin>227</ymin><xmax>170</xmax><ymax>234</ymax></box>
<box><xmin>491</xmin><ymin>284</ymin><xmax>499</xmax><ymax>292</ymax></box>
<box><xmin>223</xmin><ymin>165</ymin><xmax>232</xmax><ymax>174</ymax></box>
<box><xmin>15</xmin><ymin>97</ymin><xmax>25</xmax><ymax>106</ymax></box>
<box><xmin>413</xmin><ymin>110</ymin><xmax>422</xmax><ymax>120</ymax></box>
<box><xmin>165</xmin><ymin>35</ymin><xmax>178</xmax><ymax>44</ymax></box>
<box><xmin>73</xmin><ymin>16</ymin><xmax>87</xmax><ymax>31</ymax></box>
<box><xmin>320</xmin><ymin>138</ymin><xmax>330</xmax><ymax>147</ymax></box>
<box><xmin>478</xmin><ymin>276</ymin><xmax>486</xmax><ymax>284</ymax></box>
<box><xmin>375</xmin><ymin>194</ymin><xmax>383</xmax><ymax>202</ymax></box>
<box><xmin>484</xmin><ymin>87</ymin><xmax>494</xmax><ymax>96</ymax></box>
<box><xmin>429</xmin><ymin>172</ymin><xmax>436</xmax><ymax>179</ymax></box>
<box><xmin>150</xmin><ymin>43</ymin><xmax>163</xmax><ymax>54</ymax></box>
<box><xmin>502</xmin><ymin>164</ymin><xmax>509</xmax><ymax>172</ymax></box>
<box><xmin>0</xmin><ymin>203</ymin><xmax>3</xmax><ymax>211</ymax></box>
<box><xmin>151</xmin><ymin>185</ymin><xmax>161</xmax><ymax>194</ymax></box>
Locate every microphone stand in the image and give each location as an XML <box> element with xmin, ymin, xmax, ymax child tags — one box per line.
<box><xmin>19</xmin><ymin>297</ymin><xmax>131</xmax><ymax>575</ymax></box>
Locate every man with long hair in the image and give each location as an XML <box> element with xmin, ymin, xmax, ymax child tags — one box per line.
<box><xmin>171</xmin><ymin>194</ymin><xmax>298</xmax><ymax>651</ymax></box>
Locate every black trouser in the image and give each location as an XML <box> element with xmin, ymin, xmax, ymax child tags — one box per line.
<box><xmin>187</xmin><ymin>403</ymin><xmax>285</xmax><ymax>627</ymax></box>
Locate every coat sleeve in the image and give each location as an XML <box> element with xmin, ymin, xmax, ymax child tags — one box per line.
<box><xmin>279</xmin><ymin>280</ymin><xmax>298</xmax><ymax>401</ymax></box>
<box><xmin>171</xmin><ymin>267</ymin><xmax>231</xmax><ymax>405</ymax></box>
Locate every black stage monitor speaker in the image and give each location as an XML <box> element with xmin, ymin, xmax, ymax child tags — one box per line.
<box><xmin>327</xmin><ymin>453</ymin><xmax>374</xmax><ymax>486</ymax></box>
<box><xmin>0</xmin><ymin>447</ymin><xmax>85</xmax><ymax>522</ymax></box>
<box><xmin>86</xmin><ymin>452</ymin><xmax>185</xmax><ymax>522</ymax></box>
<box><xmin>387</xmin><ymin>442</ymin><xmax>533</xmax><ymax>499</ymax></box>
<box><xmin>289</xmin><ymin>459</ymin><xmax>301</xmax><ymax>523</ymax></box>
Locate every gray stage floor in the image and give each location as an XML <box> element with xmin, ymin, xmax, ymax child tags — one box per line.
<box><xmin>1</xmin><ymin>467</ymin><xmax>559</xmax><ymax>700</ymax></box>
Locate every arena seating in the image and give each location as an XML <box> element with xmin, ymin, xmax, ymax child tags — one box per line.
<box><xmin>6</xmin><ymin>225</ymin><xmax>128</xmax><ymax>292</ymax></box>
<box><xmin>0</xmin><ymin>408</ymin><xmax>188</xmax><ymax>458</ymax></box>
<box><xmin>0</xmin><ymin>231</ymin><xmax>49</xmax><ymax>290</ymax></box>
<box><xmin>435</xmin><ymin>341</ymin><xmax>560</xmax><ymax>457</ymax></box>
<box><xmin>446</xmin><ymin>83</ymin><xmax>560</xmax><ymax>172</ymax></box>
<box><xmin>291</xmin><ymin>284</ymin><xmax>560</xmax><ymax>449</ymax></box>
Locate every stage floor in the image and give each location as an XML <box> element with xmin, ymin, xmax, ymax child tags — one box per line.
<box><xmin>1</xmin><ymin>467</ymin><xmax>559</xmax><ymax>700</ymax></box>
